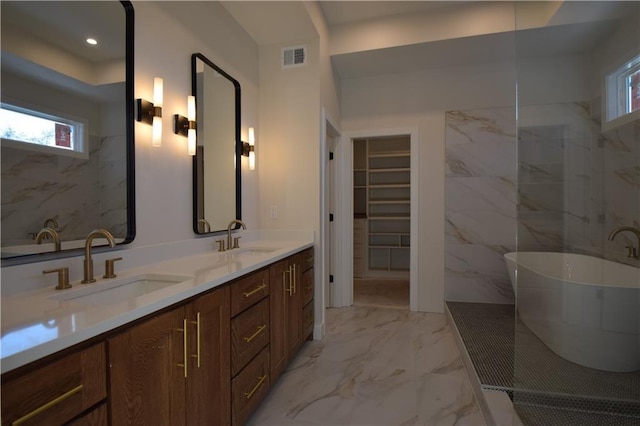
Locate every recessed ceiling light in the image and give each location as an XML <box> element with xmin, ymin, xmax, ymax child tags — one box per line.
<box><xmin>86</xmin><ymin>38</ymin><xmax>98</xmax><ymax>45</ymax></box>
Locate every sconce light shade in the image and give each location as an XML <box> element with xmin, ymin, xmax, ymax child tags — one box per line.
<box><xmin>174</xmin><ymin>95</ymin><xmax>197</xmax><ymax>155</ymax></box>
<box><xmin>153</xmin><ymin>77</ymin><xmax>163</xmax><ymax>107</ymax></box>
<box><xmin>136</xmin><ymin>77</ymin><xmax>163</xmax><ymax>147</ymax></box>
<box><xmin>248</xmin><ymin>127</ymin><xmax>255</xmax><ymax>171</ymax></box>
<box><xmin>242</xmin><ymin>127</ymin><xmax>256</xmax><ymax>170</ymax></box>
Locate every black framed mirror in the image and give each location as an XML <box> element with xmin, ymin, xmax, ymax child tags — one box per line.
<box><xmin>192</xmin><ymin>53</ymin><xmax>242</xmax><ymax>234</ymax></box>
<box><xmin>0</xmin><ymin>0</ymin><xmax>135</xmax><ymax>262</ymax></box>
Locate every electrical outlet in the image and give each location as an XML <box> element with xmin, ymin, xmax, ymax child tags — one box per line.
<box><xmin>270</xmin><ymin>206</ymin><xmax>278</xmax><ymax>219</ymax></box>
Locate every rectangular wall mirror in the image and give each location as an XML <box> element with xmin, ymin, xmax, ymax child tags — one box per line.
<box><xmin>0</xmin><ymin>0</ymin><xmax>135</xmax><ymax>262</ymax></box>
<box><xmin>192</xmin><ymin>53</ymin><xmax>242</xmax><ymax>234</ymax></box>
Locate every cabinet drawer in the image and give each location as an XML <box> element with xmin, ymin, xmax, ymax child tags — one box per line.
<box><xmin>232</xmin><ymin>346</ymin><xmax>270</xmax><ymax>426</ymax></box>
<box><xmin>301</xmin><ymin>247</ymin><xmax>314</xmax><ymax>272</ymax></box>
<box><xmin>303</xmin><ymin>302</ymin><xmax>314</xmax><ymax>340</ymax></box>
<box><xmin>1</xmin><ymin>343</ymin><xmax>106</xmax><ymax>426</ymax></box>
<box><xmin>231</xmin><ymin>268</ymin><xmax>269</xmax><ymax>317</ymax></box>
<box><xmin>231</xmin><ymin>298</ymin><xmax>270</xmax><ymax>376</ymax></box>
<box><xmin>301</xmin><ymin>267</ymin><xmax>314</xmax><ymax>307</ymax></box>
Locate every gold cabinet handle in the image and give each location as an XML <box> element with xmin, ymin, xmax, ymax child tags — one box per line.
<box><xmin>176</xmin><ymin>319</ymin><xmax>188</xmax><ymax>378</ymax></box>
<box><xmin>243</xmin><ymin>282</ymin><xmax>266</xmax><ymax>298</ymax></box>
<box><xmin>244</xmin><ymin>375</ymin><xmax>267</xmax><ymax>400</ymax></box>
<box><xmin>243</xmin><ymin>325</ymin><xmax>267</xmax><ymax>343</ymax></box>
<box><xmin>305</xmin><ymin>256</ymin><xmax>313</xmax><ymax>264</ymax></box>
<box><xmin>292</xmin><ymin>263</ymin><xmax>297</xmax><ymax>294</ymax></box>
<box><xmin>12</xmin><ymin>384</ymin><xmax>83</xmax><ymax>425</ymax></box>
<box><xmin>287</xmin><ymin>265</ymin><xmax>294</xmax><ymax>295</ymax></box>
<box><xmin>190</xmin><ymin>312</ymin><xmax>201</xmax><ymax>368</ymax></box>
<box><xmin>284</xmin><ymin>270</ymin><xmax>292</xmax><ymax>296</ymax></box>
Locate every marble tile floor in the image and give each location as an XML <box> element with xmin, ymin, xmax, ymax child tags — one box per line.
<box><xmin>353</xmin><ymin>279</ymin><xmax>410</xmax><ymax>310</ymax></box>
<box><xmin>248</xmin><ymin>306</ymin><xmax>486</xmax><ymax>426</ymax></box>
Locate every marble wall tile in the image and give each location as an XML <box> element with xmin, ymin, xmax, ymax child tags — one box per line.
<box><xmin>1</xmin><ymin>133</ymin><xmax>128</xmax><ymax>248</ymax></box>
<box><xmin>443</xmin><ymin>102</ymin><xmax>633</xmax><ymax>305</ymax></box>
<box><xmin>445</xmin><ymin>108</ymin><xmax>518</xmax><ymax>304</ymax></box>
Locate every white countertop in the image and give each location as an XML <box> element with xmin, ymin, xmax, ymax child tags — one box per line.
<box><xmin>1</xmin><ymin>238</ymin><xmax>313</xmax><ymax>374</ymax></box>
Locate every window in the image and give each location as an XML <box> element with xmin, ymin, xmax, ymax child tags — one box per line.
<box><xmin>604</xmin><ymin>54</ymin><xmax>640</xmax><ymax>130</ymax></box>
<box><xmin>0</xmin><ymin>103</ymin><xmax>86</xmax><ymax>158</ymax></box>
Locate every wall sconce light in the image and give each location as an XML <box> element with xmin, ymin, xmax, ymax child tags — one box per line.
<box><xmin>174</xmin><ymin>96</ymin><xmax>197</xmax><ymax>155</ymax></box>
<box><xmin>242</xmin><ymin>127</ymin><xmax>255</xmax><ymax>170</ymax></box>
<box><xmin>136</xmin><ymin>77</ymin><xmax>163</xmax><ymax>147</ymax></box>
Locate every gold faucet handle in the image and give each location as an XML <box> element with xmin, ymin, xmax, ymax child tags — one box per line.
<box><xmin>233</xmin><ymin>236</ymin><xmax>241</xmax><ymax>249</ymax></box>
<box><xmin>625</xmin><ymin>246</ymin><xmax>639</xmax><ymax>259</ymax></box>
<box><xmin>103</xmin><ymin>257</ymin><xmax>123</xmax><ymax>279</ymax></box>
<box><xmin>216</xmin><ymin>239</ymin><xmax>226</xmax><ymax>252</ymax></box>
<box><xmin>43</xmin><ymin>267</ymin><xmax>71</xmax><ymax>290</ymax></box>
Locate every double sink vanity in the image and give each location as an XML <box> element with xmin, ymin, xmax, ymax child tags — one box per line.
<box><xmin>1</xmin><ymin>235</ymin><xmax>315</xmax><ymax>425</ymax></box>
<box><xmin>1</xmin><ymin>1</ymin><xmax>318</xmax><ymax>424</ymax></box>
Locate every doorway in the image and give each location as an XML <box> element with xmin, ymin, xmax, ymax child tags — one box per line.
<box><xmin>352</xmin><ymin>136</ymin><xmax>411</xmax><ymax>309</ymax></box>
<box><xmin>332</xmin><ymin>127</ymin><xmax>419</xmax><ymax>311</ymax></box>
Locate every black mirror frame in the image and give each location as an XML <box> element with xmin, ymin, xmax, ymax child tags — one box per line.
<box><xmin>191</xmin><ymin>53</ymin><xmax>242</xmax><ymax>235</ymax></box>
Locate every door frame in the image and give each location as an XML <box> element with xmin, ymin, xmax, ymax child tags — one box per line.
<box><xmin>319</xmin><ymin>108</ymin><xmax>340</xmax><ymax>332</ymax></box>
<box><xmin>334</xmin><ymin>127</ymin><xmax>419</xmax><ymax>311</ymax></box>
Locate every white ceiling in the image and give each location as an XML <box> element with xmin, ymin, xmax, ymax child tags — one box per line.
<box><xmin>221</xmin><ymin>1</ymin><xmax>631</xmax><ymax>80</ymax></box>
<box><xmin>318</xmin><ymin>1</ymin><xmax>469</xmax><ymax>26</ymax></box>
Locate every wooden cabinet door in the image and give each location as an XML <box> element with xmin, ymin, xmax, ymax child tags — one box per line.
<box><xmin>108</xmin><ymin>308</ymin><xmax>187</xmax><ymax>426</ymax></box>
<box><xmin>286</xmin><ymin>254</ymin><xmax>303</xmax><ymax>357</ymax></box>
<box><xmin>186</xmin><ymin>286</ymin><xmax>231</xmax><ymax>426</ymax></box>
<box><xmin>269</xmin><ymin>258</ymin><xmax>289</xmax><ymax>381</ymax></box>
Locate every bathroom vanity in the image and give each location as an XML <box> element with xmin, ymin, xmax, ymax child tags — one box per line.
<box><xmin>1</xmin><ymin>241</ymin><xmax>314</xmax><ymax>425</ymax></box>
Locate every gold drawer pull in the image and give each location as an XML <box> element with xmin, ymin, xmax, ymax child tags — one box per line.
<box><xmin>176</xmin><ymin>319</ymin><xmax>188</xmax><ymax>378</ymax></box>
<box><xmin>305</xmin><ymin>256</ymin><xmax>313</xmax><ymax>263</ymax></box>
<box><xmin>243</xmin><ymin>325</ymin><xmax>267</xmax><ymax>343</ymax></box>
<box><xmin>12</xmin><ymin>384</ymin><xmax>83</xmax><ymax>425</ymax></box>
<box><xmin>244</xmin><ymin>375</ymin><xmax>267</xmax><ymax>400</ymax></box>
<box><xmin>190</xmin><ymin>312</ymin><xmax>201</xmax><ymax>368</ymax></box>
<box><xmin>243</xmin><ymin>282</ymin><xmax>266</xmax><ymax>298</ymax></box>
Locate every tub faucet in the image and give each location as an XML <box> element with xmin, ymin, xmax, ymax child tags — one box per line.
<box><xmin>35</xmin><ymin>227</ymin><xmax>61</xmax><ymax>251</ymax></box>
<box><xmin>227</xmin><ymin>219</ymin><xmax>246</xmax><ymax>250</ymax></box>
<box><xmin>608</xmin><ymin>226</ymin><xmax>640</xmax><ymax>259</ymax></box>
<box><xmin>82</xmin><ymin>229</ymin><xmax>116</xmax><ymax>283</ymax></box>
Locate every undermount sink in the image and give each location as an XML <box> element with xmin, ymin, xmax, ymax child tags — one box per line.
<box><xmin>233</xmin><ymin>247</ymin><xmax>280</xmax><ymax>256</ymax></box>
<box><xmin>49</xmin><ymin>274</ymin><xmax>192</xmax><ymax>305</ymax></box>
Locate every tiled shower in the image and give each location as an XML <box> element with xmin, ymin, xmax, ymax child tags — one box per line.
<box><xmin>444</xmin><ymin>1</ymin><xmax>640</xmax><ymax>423</ymax></box>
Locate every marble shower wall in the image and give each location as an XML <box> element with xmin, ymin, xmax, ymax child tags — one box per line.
<box><xmin>588</xmin><ymin>118</ymin><xmax>640</xmax><ymax>266</ymax></box>
<box><xmin>1</xmin><ymin>134</ymin><xmax>127</xmax><ymax>246</ymax></box>
<box><xmin>445</xmin><ymin>103</ymin><xmax>639</xmax><ymax>303</ymax></box>
<box><xmin>445</xmin><ymin>108</ymin><xmax>518</xmax><ymax>304</ymax></box>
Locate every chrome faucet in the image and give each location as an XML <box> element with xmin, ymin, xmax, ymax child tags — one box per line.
<box><xmin>35</xmin><ymin>227</ymin><xmax>61</xmax><ymax>251</ymax></box>
<box><xmin>82</xmin><ymin>229</ymin><xmax>116</xmax><ymax>283</ymax></box>
<box><xmin>608</xmin><ymin>226</ymin><xmax>640</xmax><ymax>259</ymax></box>
<box><xmin>227</xmin><ymin>219</ymin><xmax>246</xmax><ymax>250</ymax></box>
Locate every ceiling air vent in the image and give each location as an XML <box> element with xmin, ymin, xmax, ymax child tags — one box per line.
<box><xmin>282</xmin><ymin>46</ymin><xmax>306</xmax><ymax>68</ymax></box>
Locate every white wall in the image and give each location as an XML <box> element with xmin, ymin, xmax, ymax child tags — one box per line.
<box><xmin>132</xmin><ymin>1</ymin><xmax>259</xmax><ymax>249</ymax></box>
<box><xmin>257</xmin><ymin>39</ymin><xmax>320</xmax><ymax>232</ymax></box>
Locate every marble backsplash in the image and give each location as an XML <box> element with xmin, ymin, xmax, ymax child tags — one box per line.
<box><xmin>445</xmin><ymin>103</ymin><xmax>639</xmax><ymax>304</ymax></box>
<box><xmin>1</xmin><ymin>134</ymin><xmax>127</xmax><ymax>247</ymax></box>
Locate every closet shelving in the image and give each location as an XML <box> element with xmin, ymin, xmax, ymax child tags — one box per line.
<box><xmin>354</xmin><ymin>136</ymin><xmax>410</xmax><ymax>277</ymax></box>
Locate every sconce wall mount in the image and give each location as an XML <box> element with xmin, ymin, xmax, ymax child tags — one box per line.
<box><xmin>136</xmin><ymin>99</ymin><xmax>162</xmax><ymax>125</ymax></box>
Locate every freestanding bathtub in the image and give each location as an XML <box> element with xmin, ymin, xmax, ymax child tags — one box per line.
<box><xmin>504</xmin><ymin>252</ymin><xmax>640</xmax><ymax>372</ymax></box>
